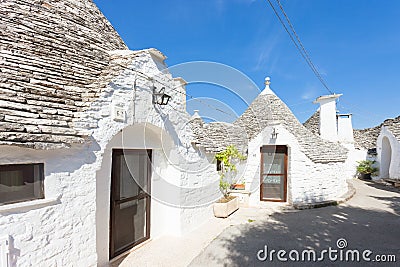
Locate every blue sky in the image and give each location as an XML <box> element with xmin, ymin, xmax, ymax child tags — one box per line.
<box><xmin>93</xmin><ymin>0</ymin><xmax>399</xmax><ymax>129</ymax></box>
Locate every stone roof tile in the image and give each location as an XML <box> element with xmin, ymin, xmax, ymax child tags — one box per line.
<box><xmin>188</xmin><ymin>118</ymin><xmax>248</xmax><ymax>153</ymax></box>
<box><xmin>352</xmin><ymin>116</ymin><xmax>399</xmax><ymax>150</ymax></box>
<box><xmin>0</xmin><ymin>0</ymin><xmax>130</xmax><ymax>148</ymax></box>
<box><xmin>383</xmin><ymin>116</ymin><xmax>400</xmax><ymax>141</ymax></box>
<box><xmin>304</xmin><ymin>110</ymin><xmax>400</xmax><ymax>150</ymax></box>
<box><xmin>303</xmin><ymin>109</ymin><xmax>320</xmax><ymax>135</ymax></box>
<box><xmin>235</xmin><ymin>94</ymin><xmax>348</xmax><ymax>163</ymax></box>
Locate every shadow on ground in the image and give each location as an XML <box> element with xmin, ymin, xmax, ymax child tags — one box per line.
<box><xmin>363</xmin><ymin>179</ymin><xmax>400</xmax><ymax>194</ymax></box>
<box><xmin>190</xmin><ymin>195</ymin><xmax>400</xmax><ymax>266</ymax></box>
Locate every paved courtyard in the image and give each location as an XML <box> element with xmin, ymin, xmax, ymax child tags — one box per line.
<box><xmin>114</xmin><ymin>179</ymin><xmax>399</xmax><ymax>266</ymax></box>
<box><xmin>190</xmin><ymin>179</ymin><xmax>400</xmax><ymax>266</ymax></box>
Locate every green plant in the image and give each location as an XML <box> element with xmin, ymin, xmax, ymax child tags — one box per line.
<box><xmin>356</xmin><ymin>160</ymin><xmax>378</xmax><ymax>175</ymax></box>
<box><xmin>215</xmin><ymin>145</ymin><xmax>247</xmax><ymax>198</ymax></box>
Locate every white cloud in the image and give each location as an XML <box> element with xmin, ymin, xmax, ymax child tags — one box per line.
<box><xmin>301</xmin><ymin>83</ymin><xmax>319</xmax><ymax>100</ymax></box>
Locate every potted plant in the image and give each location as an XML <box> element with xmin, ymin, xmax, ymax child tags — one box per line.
<box><xmin>213</xmin><ymin>145</ymin><xmax>246</xmax><ymax>218</ymax></box>
<box><xmin>356</xmin><ymin>160</ymin><xmax>378</xmax><ymax>180</ymax></box>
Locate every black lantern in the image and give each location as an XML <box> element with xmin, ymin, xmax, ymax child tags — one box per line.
<box><xmin>152</xmin><ymin>86</ymin><xmax>171</xmax><ymax>105</ymax></box>
<box><xmin>271</xmin><ymin>128</ymin><xmax>278</xmax><ymax>139</ymax></box>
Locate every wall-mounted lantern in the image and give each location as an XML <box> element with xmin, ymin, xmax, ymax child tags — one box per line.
<box><xmin>152</xmin><ymin>86</ymin><xmax>171</xmax><ymax>105</ymax></box>
<box><xmin>271</xmin><ymin>128</ymin><xmax>278</xmax><ymax>139</ymax></box>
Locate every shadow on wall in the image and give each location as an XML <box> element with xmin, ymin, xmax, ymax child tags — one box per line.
<box><xmin>154</xmin><ymin>106</ymin><xmax>184</xmax><ymax>149</ymax></box>
<box><xmin>190</xmin><ymin>197</ymin><xmax>400</xmax><ymax>266</ymax></box>
<box><xmin>0</xmin><ymin>236</ymin><xmax>20</xmax><ymax>267</ymax></box>
<box><xmin>45</xmin><ymin>138</ymin><xmax>101</xmax><ymax>176</ymax></box>
<box><xmin>8</xmin><ymin>236</ymin><xmax>19</xmax><ymax>267</ymax></box>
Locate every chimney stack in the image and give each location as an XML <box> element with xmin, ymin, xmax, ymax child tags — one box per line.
<box><xmin>337</xmin><ymin>114</ymin><xmax>354</xmax><ymax>144</ymax></box>
<box><xmin>313</xmin><ymin>94</ymin><xmax>342</xmax><ymax>142</ymax></box>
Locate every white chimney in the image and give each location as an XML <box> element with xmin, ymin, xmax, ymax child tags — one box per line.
<box><xmin>337</xmin><ymin>114</ymin><xmax>354</xmax><ymax>143</ymax></box>
<box><xmin>313</xmin><ymin>94</ymin><xmax>342</xmax><ymax>142</ymax></box>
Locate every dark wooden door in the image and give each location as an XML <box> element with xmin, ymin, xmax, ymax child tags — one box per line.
<box><xmin>110</xmin><ymin>149</ymin><xmax>151</xmax><ymax>259</ymax></box>
<box><xmin>260</xmin><ymin>145</ymin><xmax>288</xmax><ymax>202</ymax></box>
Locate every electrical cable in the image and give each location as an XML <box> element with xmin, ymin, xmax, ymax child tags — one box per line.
<box><xmin>266</xmin><ymin>0</ymin><xmax>334</xmax><ymax>95</ymax></box>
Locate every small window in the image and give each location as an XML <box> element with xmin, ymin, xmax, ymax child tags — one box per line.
<box><xmin>216</xmin><ymin>159</ymin><xmax>222</xmax><ymax>171</ymax></box>
<box><xmin>0</xmin><ymin>163</ymin><xmax>44</xmax><ymax>205</ymax></box>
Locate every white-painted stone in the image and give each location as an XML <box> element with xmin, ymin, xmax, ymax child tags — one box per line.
<box><xmin>377</xmin><ymin>126</ymin><xmax>400</xmax><ymax>179</ymax></box>
<box><xmin>241</xmin><ymin>124</ymin><xmax>348</xmax><ymax>207</ymax></box>
<box><xmin>313</xmin><ymin>94</ymin><xmax>342</xmax><ymax>142</ymax></box>
<box><xmin>0</xmin><ymin>50</ymin><xmax>357</xmax><ymax>266</ymax></box>
<box><xmin>0</xmin><ymin>49</ymin><xmax>220</xmax><ymax>266</ymax></box>
<box><xmin>343</xmin><ymin>143</ymin><xmax>367</xmax><ymax>179</ymax></box>
<box><xmin>337</xmin><ymin>114</ymin><xmax>355</xmax><ymax>143</ymax></box>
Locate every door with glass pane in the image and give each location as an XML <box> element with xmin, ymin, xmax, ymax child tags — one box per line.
<box><xmin>260</xmin><ymin>145</ymin><xmax>287</xmax><ymax>202</ymax></box>
<box><xmin>110</xmin><ymin>149</ymin><xmax>151</xmax><ymax>259</ymax></box>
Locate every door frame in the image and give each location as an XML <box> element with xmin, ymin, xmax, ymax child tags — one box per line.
<box><xmin>260</xmin><ymin>145</ymin><xmax>288</xmax><ymax>202</ymax></box>
<box><xmin>109</xmin><ymin>149</ymin><xmax>152</xmax><ymax>259</ymax></box>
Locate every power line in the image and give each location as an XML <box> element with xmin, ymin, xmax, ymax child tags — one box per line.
<box><xmin>266</xmin><ymin>0</ymin><xmax>334</xmax><ymax>95</ymax></box>
<box><xmin>276</xmin><ymin>0</ymin><xmax>333</xmax><ymax>94</ymax></box>
<box><xmin>168</xmin><ymin>86</ymin><xmax>239</xmax><ymax>119</ymax></box>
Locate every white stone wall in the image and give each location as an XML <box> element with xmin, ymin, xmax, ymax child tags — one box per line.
<box><xmin>343</xmin><ymin>144</ymin><xmax>368</xmax><ymax>179</ymax></box>
<box><xmin>0</xmin><ymin>145</ymin><xmax>99</xmax><ymax>267</ymax></box>
<box><xmin>243</xmin><ymin>124</ymin><xmax>348</xmax><ymax>207</ymax></box>
<box><xmin>377</xmin><ymin>127</ymin><xmax>400</xmax><ymax>179</ymax></box>
<box><xmin>80</xmin><ymin>50</ymin><xmax>220</xmax><ymax>265</ymax></box>
<box><xmin>0</xmin><ymin>50</ymin><xmax>220</xmax><ymax>266</ymax></box>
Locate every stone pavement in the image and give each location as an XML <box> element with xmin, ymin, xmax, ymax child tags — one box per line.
<box><xmin>190</xmin><ymin>179</ymin><xmax>400</xmax><ymax>266</ymax></box>
<box><xmin>112</xmin><ymin>179</ymin><xmax>400</xmax><ymax>266</ymax></box>
<box><xmin>110</xmin><ymin>203</ymin><xmax>288</xmax><ymax>267</ymax></box>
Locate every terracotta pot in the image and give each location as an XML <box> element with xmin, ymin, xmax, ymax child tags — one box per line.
<box><xmin>231</xmin><ymin>184</ymin><xmax>245</xmax><ymax>190</ymax></box>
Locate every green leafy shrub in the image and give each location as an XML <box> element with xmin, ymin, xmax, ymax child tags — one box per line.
<box><xmin>356</xmin><ymin>160</ymin><xmax>378</xmax><ymax>175</ymax></box>
<box><xmin>215</xmin><ymin>145</ymin><xmax>247</xmax><ymax>198</ymax></box>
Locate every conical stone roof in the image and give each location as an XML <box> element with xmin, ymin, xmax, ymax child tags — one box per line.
<box><xmin>0</xmin><ymin>0</ymin><xmax>130</xmax><ymax>148</ymax></box>
<box><xmin>234</xmin><ymin>92</ymin><xmax>348</xmax><ymax>163</ymax></box>
<box><xmin>351</xmin><ymin>115</ymin><xmax>400</xmax><ymax>150</ymax></box>
<box><xmin>382</xmin><ymin>116</ymin><xmax>400</xmax><ymax>141</ymax></box>
<box><xmin>303</xmin><ymin>109</ymin><xmax>320</xmax><ymax>135</ymax></box>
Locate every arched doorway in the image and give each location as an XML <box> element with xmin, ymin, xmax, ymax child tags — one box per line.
<box><xmin>381</xmin><ymin>136</ymin><xmax>392</xmax><ymax>178</ymax></box>
<box><xmin>95</xmin><ymin>123</ymin><xmax>176</xmax><ymax>264</ymax></box>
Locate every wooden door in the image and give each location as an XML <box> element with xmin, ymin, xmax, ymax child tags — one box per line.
<box><xmin>260</xmin><ymin>145</ymin><xmax>287</xmax><ymax>202</ymax></box>
<box><xmin>110</xmin><ymin>149</ymin><xmax>152</xmax><ymax>259</ymax></box>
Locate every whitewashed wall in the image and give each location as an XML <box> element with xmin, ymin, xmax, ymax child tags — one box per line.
<box><xmin>80</xmin><ymin>50</ymin><xmax>220</xmax><ymax>265</ymax></box>
<box><xmin>0</xmin><ymin>145</ymin><xmax>99</xmax><ymax>266</ymax></box>
<box><xmin>242</xmin><ymin>124</ymin><xmax>348</xmax><ymax>207</ymax></box>
<box><xmin>377</xmin><ymin>127</ymin><xmax>400</xmax><ymax>179</ymax></box>
<box><xmin>342</xmin><ymin>143</ymin><xmax>368</xmax><ymax>179</ymax></box>
<box><xmin>0</xmin><ymin>49</ymin><xmax>220</xmax><ymax>266</ymax></box>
